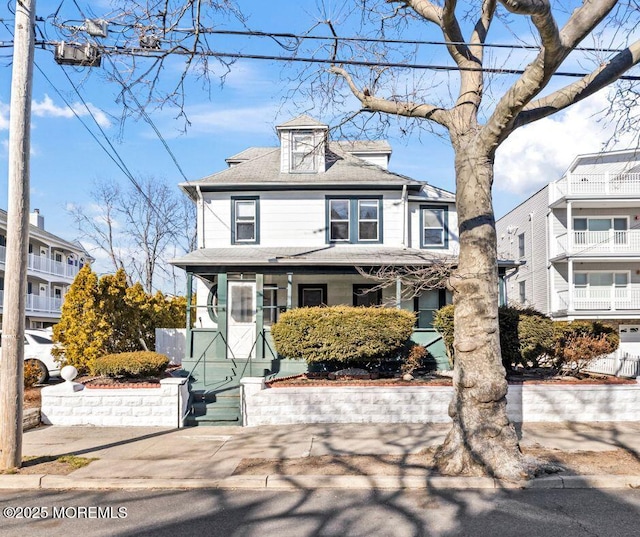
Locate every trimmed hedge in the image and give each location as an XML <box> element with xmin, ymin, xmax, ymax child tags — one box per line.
<box><xmin>93</xmin><ymin>351</ymin><xmax>169</xmax><ymax>378</ymax></box>
<box><xmin>271</xmin><ymin>306</ymin><xmax>416</xmax><ymax>365</ymax></box>
<box><xmin>432</xmin><ymin>305</ymin><xmax>616</xmax><ymax>370</ymax></box>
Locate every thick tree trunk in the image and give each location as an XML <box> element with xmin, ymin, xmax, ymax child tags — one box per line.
<box><xmin>434</xmin><ymin>142</ymin><xmax>540</xmax><ymax>480</ymax></box>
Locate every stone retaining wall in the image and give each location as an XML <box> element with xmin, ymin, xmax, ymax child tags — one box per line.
<box><xmin>41</xmin><ymin>377</ymin><xmax>189</xmax><ymax>428</ymax></box>
<box><xmin>240</xmin><ymin>378</ymin><xmax>640</xmax><ymax>426</ymax></box>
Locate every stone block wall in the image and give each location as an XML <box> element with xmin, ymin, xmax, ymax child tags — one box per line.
<box><xmin>240</xmin><ymin>378</ymin><xmax>640</xmax><ymax>426</ymax></box>
<box><xmin>41</xmin><ymin>377</ymin><xmax>189</xmax><ymax>427</ymax></box>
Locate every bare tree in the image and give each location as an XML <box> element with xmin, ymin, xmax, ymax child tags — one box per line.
<box><xmin>70</xmin><ymin>176</ymin><xmax>194</xmax><ymax>293</ymax></box>
<box><xmin>323</xmin><ymin>1</ymin><xmax>640</xmax><ymax>479</ymax></box>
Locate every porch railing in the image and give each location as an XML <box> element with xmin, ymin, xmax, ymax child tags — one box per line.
<box><xmin>572</xmin><ymin>287</ymin><xmax>640</xmax><ymax>311</ymax></box>
<box><xmin>0</xmin><ymin>290</ymin><xmax>63</xmax><ymax>314</ymax></box>
<box><xmin>552</xmin><ymin>172</ymin><xmax>640</xmax><ymax>200</ymax></box>
<box><xmin>553</xmin><ymin>230</ymin><xmax>640</xmax><ymax>257</ymax></box>
<box><xmin>0</xmin><ymin>245</ymin><xmax>82</xmax><ymax>279</ymax></box>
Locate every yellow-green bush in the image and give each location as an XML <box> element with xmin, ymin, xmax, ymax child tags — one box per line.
<box><xmin>271</xmin><ymin>306</ymin><xmax>416</xmax><ymax>365</ymax></box>
<box><xmin>93</xmin><ymin>351</ymin><xmax>169</xmax><ymax>378</ymax></box>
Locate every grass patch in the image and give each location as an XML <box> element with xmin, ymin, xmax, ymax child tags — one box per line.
<box><xmin>0</xmin><ymin>455</ymin><xmax>98</xmax><ymax>475</ymax></box>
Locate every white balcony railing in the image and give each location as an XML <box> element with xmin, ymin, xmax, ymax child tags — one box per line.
<box><xmin>558</xmin><ymin>286</ymin><xmax>640</xmax><ymax>311</ymax></box>
<box><xmin>0</xmin><ymin>245</ymin><xmax>82</xmax><ymax>280</ymax></box>
<box><xmin>550</xmin><ymin>171</ymin><xmax>640</xmax><ymax>202</ymax></box>
<box><xmin>553</xmin><ymin>230</ymin><xmax>640</xmax><ymax>257</ymax></box>
<box><xmin>0</xmin><ymin>290</ymin><xmax>63</xmax><ymax>314</ymax></box>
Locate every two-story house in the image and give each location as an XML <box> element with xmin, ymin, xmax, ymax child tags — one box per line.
<box><xmin>496</xmin><ymin>148</ymin><xmax>640</xmax><ymax>359</ymax></box>
<box><xmin>0</xmin><ymin>209</ymin><xmax>92</xmax><ymax>329</ymax></box>
<box><xmin>173</xmin><ymin>115</ymin><xmax>516</xmax><ymax>425</ymax></box>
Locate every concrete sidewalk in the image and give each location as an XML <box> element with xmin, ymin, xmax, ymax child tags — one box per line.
<box><xmin>1</xmin><ymin>422</ymin><xmax>640</xmax><ymax>491</ymax></box>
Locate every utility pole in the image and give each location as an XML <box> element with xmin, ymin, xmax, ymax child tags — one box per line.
<box><xmin>0</xmin><ymin>0</ymin><xmax>36</xmax><ymax>470</ymax></box>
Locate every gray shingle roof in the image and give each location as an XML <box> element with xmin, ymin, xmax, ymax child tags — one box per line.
<box><xmin>171</xmin><ymin>246</ymin><xmax>451</xmax><ymax>269</ymax></box>
<box><xmin>182</xmin><ymin>142</ymin><xmax>423</xmax><ymax>190</ymax></box>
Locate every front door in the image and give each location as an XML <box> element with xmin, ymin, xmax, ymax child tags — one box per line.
<box><xmin>227</xmin><ymin>280</ymin><xmax>257</xmax><ymax>359</ymax></box>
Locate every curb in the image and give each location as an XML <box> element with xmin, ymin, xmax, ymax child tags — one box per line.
<box><xmin>1</xmin><ymin>474</ymin><xmax>639</xmax><ymax>491</ymax></box>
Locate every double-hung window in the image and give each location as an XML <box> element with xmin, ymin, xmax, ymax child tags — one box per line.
<box><xmin>232</xmin><ymin>197</ymin><xmax>259</xmax><ymax>244</ymax></box>
<box><xmin>420</xmin><ymin>205</ymin><xmax>448</xmax><ymax>249</ymax></box>
<box><xmin>291</xmin><ymin>131</ymin><xmax>317</xmax><ymax>173</ymax></box>
<box><xmin>327</xmin><ymin>197</ymin><xmax>382</xmax><ymax>244</ymax></box>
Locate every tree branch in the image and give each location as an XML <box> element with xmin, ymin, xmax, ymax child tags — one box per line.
<box><xmin>480</xmin><ymin>0</ymin><xmax>618</xmax><ymax>149</ymax></box>
<box><xmin>515</xmin><ymin>39</ymin><xmax>640</xmax><ymax>128</ymax></box>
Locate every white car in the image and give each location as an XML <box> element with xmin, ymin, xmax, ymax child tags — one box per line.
<box><xmin>0</xmin><ymin>329</ymin><xmax>61</xmax><ymax>384</ymax></box>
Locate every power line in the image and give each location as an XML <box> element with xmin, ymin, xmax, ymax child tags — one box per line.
<box><xmin>67</xmin><ymin>44</ymin><xmax>640</xmax><ymax>82</ymax></box>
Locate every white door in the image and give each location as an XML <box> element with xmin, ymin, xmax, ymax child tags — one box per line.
<box><xmin>227</xmin><ymin>281</ymin><xmax>257</xmax><ymax>359</ymax></box>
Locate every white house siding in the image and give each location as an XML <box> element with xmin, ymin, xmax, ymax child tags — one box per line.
<box><xmin>407</xmin><ymin>200</ymin><xmax>458</xmax><ymax>255</ymax></box>
<box><xmin>496</xmin><ymin>186</ymin><xmax>550</xmax><ymax>313</ymax></box>
<box><xmin>201</xmin><ymin>190</ymin><xmax>409</xmax><ymax>249</ymax></box>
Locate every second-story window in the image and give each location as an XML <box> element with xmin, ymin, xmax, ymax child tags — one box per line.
<box><xmin>420</xmin><ymin>205</ymin><xmax>448</xmax><ymax>249</ymax></box>
<box><xmin>329</xmin><ymin>199</ymin><xmax>350</xmax><ymax>241</ymax></box>
<box><xmin>232</xmin><ymin>197</ymin><xmax>259</xmax><ymax>244</ymax></box>
<box><xmin>518</xmin><ymin>232</ymin><xmax>525</xmax><ymax>257</ymax></box>
<box><xmin>327</xmin><ymin>197</ymin><xmax>382</xmax><ymax>244</ymax></box>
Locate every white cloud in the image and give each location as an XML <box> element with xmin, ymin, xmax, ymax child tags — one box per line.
<box><xmin>0</xmin><ymin>102</ymin><xmax>9</xmax><ymax>130</ymax></box>
<box><xmin>32</xmin><ymin>94</ymin><xmax>112</xmax><ymax>128</ymax></box>
<box><xmin>494</xmin><ymin>90</ymin><xmax>635</xmax><ymax>196</ymax></box>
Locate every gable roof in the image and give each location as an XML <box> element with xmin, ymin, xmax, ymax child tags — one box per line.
<box><xmin>276</xmin><ymin>115</ymin><xmax>328</xmax><ymax>129</ymax></box>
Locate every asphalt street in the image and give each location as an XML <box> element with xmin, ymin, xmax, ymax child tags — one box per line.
<box><xmin>1</xmin><ymin>488</ymin><xmax>639</xmax><ymax>537</ymax></box>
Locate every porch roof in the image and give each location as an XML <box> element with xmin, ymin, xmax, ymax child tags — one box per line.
<box><xmin>171</xmin><ymin>246</ymin><xmax>519</xmax><ymax>273</ymax></box>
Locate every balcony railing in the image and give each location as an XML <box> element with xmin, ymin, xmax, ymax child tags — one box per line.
<box><xmin>555</xmin><ymin>287</ymin><xmax>640</xmax><ymax>312</ymax></box>
<box><xmin>553</xmin><ymin>230</ymin><xmax>640</xmax><ymax>257</ymax></box>
<box><xmin>550</xmin><ymin>172</ymin><xmax>640</xmax><ymax>201</ymax></box>
<box><xmin>0</xmin><ymin>245</ymin><xmax>82</xmax><ymax>280</ymax></box>
<box><xmin>0</xmin><ymin>290</ymin><xmax>63</xmax><ymax>314</ymax></box>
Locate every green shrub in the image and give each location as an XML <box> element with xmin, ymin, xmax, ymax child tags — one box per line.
<box><xmin>432</xmin><ymin>304</ymin><xmax>454</xmax><ymax>366</ymax></box>
<box><xmin>517</xmin><ymin>310</ymin><xmax>555</xmax><ymax>367</ymax></box>
<box><xmin>93</xmin><ymin>351</ymin><xmax>169</xmax><ymax>378</ymax></box>
<box><xmin>432</xmin><ymin>304</ymin><xmax>555</xmax><ymax>370</ymax></box>
<box><xmin>271</xmin><ymin>306</ymin><xmax>416</xmax><ymax>365</ymax></box>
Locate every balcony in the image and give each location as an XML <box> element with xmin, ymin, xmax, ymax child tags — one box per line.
<box><xmin>550</xmin><ymin>172</ymin><xmax>640</xmax><ymax>203</ymax></box>
<box><xmin>0</xmin><ymin>246</ymin><xmax>82</xmax><ymax>280</ymax></box>
<box><xmin>553</xmin><ymin>230</ymin><xmax>640</xmax><ymax>257</ymax></box>
<box><xmin>0</xmin><ymin>291</ymin><xmax>63</xmax><ymax>315</ymax></box>
<box><xmin>556</xmin><ymin>287</ymin><xmax>640</xmax><ymax>312</ymax></box>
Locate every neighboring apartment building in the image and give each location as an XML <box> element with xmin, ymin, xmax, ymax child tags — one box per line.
<box><xmin>0</xmin><ymin>208</ymin><xmax>92</xmax><ymax>329</ymax></box>
<box><xmin>171</xmin><ymin>115</ymin><xmax>470</xmax><ymax>424</ymax></box>
<box><xmin>497</xmin><ymin>148</ymin><xmax>640</xmax><ymax>355</ymax></box>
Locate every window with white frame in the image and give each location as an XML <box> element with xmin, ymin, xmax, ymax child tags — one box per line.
<box><xmin>290</xmin><ymin>131</ymin><xmax>317</xmax><ymax>172</ymax></box>
<box><xmin>327</xmin><ymin>197</ymin><xmax>382</xmax><ymax>243</ymax></box>
<box><xmin>518</xmin><ymin>233</ymin><xmax>525</xmax><ymax>257</ymax></box>
<box><xmin>574</xmin><ymin>272</ymin><xmax>629</xmax><ymax>288</ymax></box>
<box><xmin>358</xmin><ymin>200</ymin><xmax>379</xmax><ymax>241</ymax></box>
<box><xmin>421</xmin><ymin>206</ymin><xmax>448</xmax><ymax>248</ymax></box>
<box><xmin>518</xmin><ymin>281</ymin><xmax>526</xmax><ymax>304</ymax></box>
<box><xmin>232</xmin><ymin>197</ymin><xmax>258</xmax><ymax>244</ymax></box>
<box><xmin>573</xmin><ymin>217</ymin><xmax>628</xmax><ymax>245</ymax></box>
<box><xmin>329</xmin><ymin>199</ymin><xmax>350</xmax><ymax>241</ymax></box>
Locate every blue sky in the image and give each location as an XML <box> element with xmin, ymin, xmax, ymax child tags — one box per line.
<box><xmin>0</xmin><ymin>1</ymin><xmax>637</xmax><ymax>280</ymax></box>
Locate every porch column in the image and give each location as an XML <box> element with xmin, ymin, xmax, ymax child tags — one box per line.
<box><xmin>185</xmin><ymin>272</ymin><xmax>193</xmax><ymax>360</ymax></box>
<box><xmin>566</xmin><ymin>201</ymin><xmax>573</xmax><ymax>253</ymax></box>
<box><xmin>217</xmin><ymin>273</ymin><xmax>228</xmax><ymax>359</ymax></box>
<box><xmin>255</xmin><ymin>273</ymin><xmax>264</xmax><ymax>362</ymax></box>
<box><xmin>395</xmin><ymin>276</ymin><xmax>402</xmax><ymax>308</ymax></box>
<box><xmin>286</xmin><ymin>272</ymin><xmax>293</xmax><ymax>310</ymax></box>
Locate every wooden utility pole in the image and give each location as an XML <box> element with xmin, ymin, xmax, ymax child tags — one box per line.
<box><xmin>0</xmin><ymin>0</ymin><xmax>36</xmax><ymax>470</ymax></box>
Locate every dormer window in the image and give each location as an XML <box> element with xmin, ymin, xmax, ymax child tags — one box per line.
<box><xmin>291</xmin><ymin>131</ymin><xmax>317</xmax><ymax>173</ymax></box>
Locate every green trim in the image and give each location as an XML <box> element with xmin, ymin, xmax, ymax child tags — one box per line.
<box><xmin>420</xmin><ymin>204</ymin><xmax>449</xmax><ymax>250</ymax></box>
<box><xmin>325</xmin><ymin>196</ymin><xmax>383</xmax><ymax>244</ymax></box>
<box><xmin>217</xmin><ymin>273</ymin><xmax>228</xmax><ymax>359</ymax></box>
<box><xmin>186</xmin><ymin>272</ymin><xmax>193</xmax><ymax>360</ymax></box>
<box><xmin>255</xmin><ymin>274</ymin><xmax>264</xmax><ymax>361</ymax></box>
<box><xmin>231</xmin><ymin>196</ymin><xmax>260</xmax><ymax>245</ymax></box>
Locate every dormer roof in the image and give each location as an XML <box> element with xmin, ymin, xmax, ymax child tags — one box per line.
<box><xmin>276</xmin><ymin>115</ymin><xmax>329</xmax><ymax>130</ymax></box>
